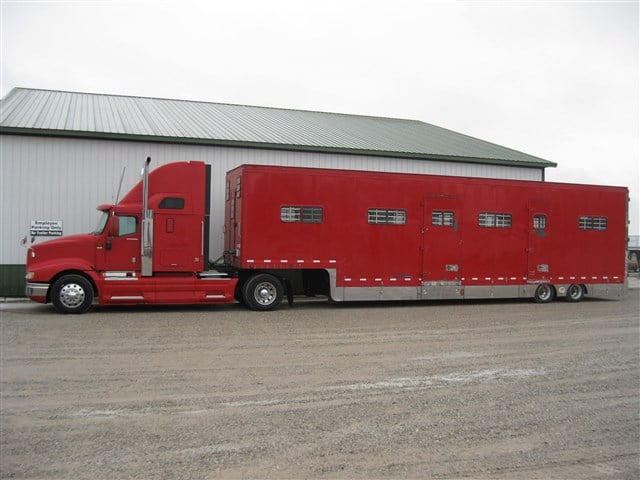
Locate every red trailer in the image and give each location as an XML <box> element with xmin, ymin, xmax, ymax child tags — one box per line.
<box><xmin>25</xmin><ymin>159</ymin><xmax>628</xmax><ymax>313</ymax></box>
<box><xmin>225</xmin><ymin>164</ymin><xmax>628</xmax><ymax>309</ymax></box>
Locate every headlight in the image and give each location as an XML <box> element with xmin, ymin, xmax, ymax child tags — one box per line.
<box><xmin>25</xmin><ymin>271</ymin><xmax>35</xmax><ymax>280</ymax></box>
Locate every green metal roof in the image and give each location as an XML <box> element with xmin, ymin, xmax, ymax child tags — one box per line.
<box><xmin>0</xmin><ymin>88</ymin><xmax>556</xmax><ymax>168</ymax></box>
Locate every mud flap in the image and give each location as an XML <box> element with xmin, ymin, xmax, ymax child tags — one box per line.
<box><xmin>283</xmin><ymin>278</ymin><xmax>294</xmax><ymax>306</ymax></box>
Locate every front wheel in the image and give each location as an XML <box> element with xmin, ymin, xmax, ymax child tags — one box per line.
<box><xmin>242</xmin><ymin>274</ymin><xmax>284</xmax><ymax>311</ymax></box>
<box><xmin>534</xmin><ymin>283</ymin><xmax>555</xmax><ymax>304</ymax></box>
<box><xmin>51</xmin><ymin>274</ymin><xmax>94</xmax><ymax>314</ymax></box>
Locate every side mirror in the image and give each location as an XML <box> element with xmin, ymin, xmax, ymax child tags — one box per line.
<box><xmin>107</xmin><ymin>217</ymin><xmax>119</xmax><ymax>237</ymax></box>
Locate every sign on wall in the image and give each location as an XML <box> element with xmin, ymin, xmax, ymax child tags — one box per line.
<box><xmin>30</xmin><ymin>220</ymin><xmax>63</xmax><ymax>237</ymax></box>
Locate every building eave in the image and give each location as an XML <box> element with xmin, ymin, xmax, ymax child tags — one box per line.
<box><xmin>0</xmin><ymin>127</ymin><xmax>558</xmax><ymax>169</ymax></box>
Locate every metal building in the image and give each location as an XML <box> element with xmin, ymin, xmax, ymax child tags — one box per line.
<box><xmin>0</xmin><ymin>88</ymin><xmax>556</xmax><ymax>295</ymax></box>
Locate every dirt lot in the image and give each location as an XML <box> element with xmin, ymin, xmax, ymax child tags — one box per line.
<box><xmin>1</xmin><ymin>290</ymin><xmax>638</xmax><ymax>479</ymax></box>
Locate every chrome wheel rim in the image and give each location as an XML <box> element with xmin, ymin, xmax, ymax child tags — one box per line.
<box><xmin>254</xmin><ymin>282</ymin><xmax>276</xmax><ymax>306</ymax></box>
<box><xmin>538</xmin><ymin>285</ymin><xmax>552</xmax><ymax>301</ymax></box>
<box><xmin>568</xmin><ymin>285</ymin><xmax>582</xmax><ymax>300</ymax></box>
<box><xmin>59</xmin><ymin>283</ymin><xmax>86</xmax><ymax>309</ymax></box>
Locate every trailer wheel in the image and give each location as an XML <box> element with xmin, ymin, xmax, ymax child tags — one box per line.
<box><xmin>534</xmin><ymin>284</ymin><xmax>555</xmax><ymax>304</ymax></box>
<box><xmin>243</xmin><ymin>274</ymin><xmax>284</xmax><ymax>311</ymax></box>
<box><xmin>51</xmin><ymin>274</ymin><xmax>94</xmax><ymax>314</ymax></box>
<box><xmin>566</xmin><ymin>284</ymin><xmax>585</xmax><ymax>302</ymax></box>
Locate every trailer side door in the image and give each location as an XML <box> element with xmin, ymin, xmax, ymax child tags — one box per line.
<box><xmin>421</xmin><ymin>196</ymin><xmax>462</xmax><ymax>282</ymax></box>
<box><xmin>527</xmin><ymin>202</ymin><xmax>551</xmax><ymax>281</ymax></box>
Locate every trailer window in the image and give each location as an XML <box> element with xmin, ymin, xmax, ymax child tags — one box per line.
<box><xmin>432</xmin><ymin>210</ymin><xmax>455</xmax><ymax>227</ymax></box>
<box><xmin>579</xmin><ymin>216</ymin><xmax>608</xmax><ymax>231</ymax></box>
<box><xmin>368</xmin><ymin>208</ymin><xmax>407</xmax><ymax>225</ymax></box>
<box><xmin>533</xmin><ymin>214</ymin><xmax>547</xmax><ymax>229</ymax></box>
<box><xmin>281</xmin><ymin>206</ymin><xmax>323</xmax><ymax>223</ymax></box>
<box><xmin>235</xmin><ymin>177</ymin><xmax>241</xmax><ymax>198</ymax></box>
<box><xmin>479</xmin><ymin>212</ymin><xmax>512</xmax><ymax>228</ymax></box>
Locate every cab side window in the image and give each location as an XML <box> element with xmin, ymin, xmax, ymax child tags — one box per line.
<box><xmin>118</xmin><ymin>216</ymin><xmax>138</xmax><ymax>236</ymax></box>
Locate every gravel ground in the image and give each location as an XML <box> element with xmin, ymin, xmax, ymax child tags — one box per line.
<box><xmin>1</xmin><ymin>289</ymin><xmax>638</xmax><ymax>479</ymax></box>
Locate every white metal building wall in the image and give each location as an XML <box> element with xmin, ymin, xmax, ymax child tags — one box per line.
<box><xmin>1</xmin><ymin>134</ymin><xmax>543</xmax><ymax>265</ymax></box>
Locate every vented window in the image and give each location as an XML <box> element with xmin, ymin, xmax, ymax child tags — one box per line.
<box><xmin>533</xmin><ymin>214</ymin><xmax>547</xmax><ymax>229</ymax></box>
<box><xmin>281</xmin><ymin>206</ymin><xmax>323</xmax><ymax>223</ymax></box>
<box><xmin>579</xmin><ymin>216</ymin><xmax>608</xmax><ymax>231</ymax></box>
<box><xmin>432</xmin><ymin>210</ymin><xmax>455</xmax><ymax>227</ymax></box>
<box><xmin>368</xmin><ymin>208</ymin><xmax>407</xmax><ymax>225</ymax></box>
<box><xmin>479</xmin><ymin>212</ymin><xmax>512</xmax><ymax>228</ymax></box>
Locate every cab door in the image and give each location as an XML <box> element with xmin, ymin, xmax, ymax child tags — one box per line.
<box><xmin>96</xmin><ymin>213</ymin><xmax>141</xmax><ymax>272</ymax></box>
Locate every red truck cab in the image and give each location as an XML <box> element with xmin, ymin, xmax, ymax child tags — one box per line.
<box><xmin>26</xmin><ymin>160</ymin><xmax>237</xmax><ymax>313</ymax></box>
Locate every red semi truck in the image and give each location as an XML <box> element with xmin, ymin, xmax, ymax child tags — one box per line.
<box><xmin>25</xmin><ymin>158</ymin><xmax>628</xmax><ymax>313</ymax></box>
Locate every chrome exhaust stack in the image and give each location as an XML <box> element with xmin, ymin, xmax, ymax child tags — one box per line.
<box><xmin>141</xmin><ymin>157</ymin><xmax>153</xmax><ymax>277</ymax></box>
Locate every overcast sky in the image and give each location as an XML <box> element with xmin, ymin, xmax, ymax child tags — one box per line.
<box><xmin>2</xmin><ymin>0</ymin><xmax>638</xmax><ymax>233</ymax></box>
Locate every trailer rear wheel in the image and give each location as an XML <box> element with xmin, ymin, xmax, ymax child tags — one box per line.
<box><xmin>566</xmin><ymin>284</ymin><xmax>585</xmax><ymax>302</ymax></box>
<box><xmin>534</xmin><ymin>284</ymin><xmax>555</xmax><ymax>303</ymax></box>
<box><xmin>243</xmin><ymin>274</ymin><xmax>284</xmax><ymax>311</ymax></box>
<box><xmin>51</xmin><ymin>274</ymin><xmax>94</xmax><ymax>314</ymax></box>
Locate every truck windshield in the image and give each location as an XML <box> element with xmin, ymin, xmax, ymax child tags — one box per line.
<box><xmin>92</xmin><ymin>211</ymin><xmax>109</xmax><ymax>234</ymax></box>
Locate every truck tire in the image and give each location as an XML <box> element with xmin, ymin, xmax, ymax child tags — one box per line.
<box><xmin>534</xmin><ymin>283</ymin><xmax>555</xmax><ymax>304</ymax></box>
<box><xmin>566</xmin><ymin>284</ymin><xmax>585</xmax><ymax>302</ymax></box>
<box><xmin>51</xmin><ymin>274</ymin><xmax>94</xmax><ymax>314</ymax></box>
<box><xmin>243</xmin><ymin>274</ymin><xmax>284</xmax><ymax>311</ymax></box>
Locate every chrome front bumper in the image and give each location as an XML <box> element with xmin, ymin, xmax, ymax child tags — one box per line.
<box><xmin>26</xmin><ymin>282</ymin><xmax>49</xmax><ymax>300</ymax></box>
